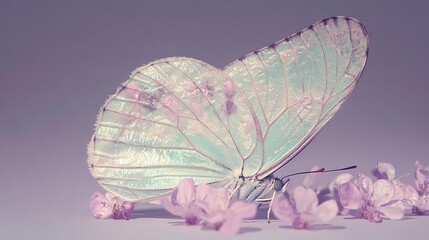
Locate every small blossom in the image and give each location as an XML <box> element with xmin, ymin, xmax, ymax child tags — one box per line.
<box><xmin>373</xmin><ymin>161</ymin><xmax>419</xmax><ymax>212</ymax></box>
<box><xmin>161</xmin><ymin>178</ymin><xmax>204</xmax><ymax>225</ymax></box>
<box><xmin>161</xmin><ymin>178</ymin><xmax>257</xmax><ymax>235</ymax></box>
<box><xmin>89</xmin><ymin>192</ymin><xmax>112</xmax><ymax>219</ymax></box>
<box><xmin>196</xmin><ymin>184</ymin><xmax>257</xmax><ymax>236</ymax></box>
<box><xmin>302</xmin><ymin>166</ymin><xmax>352</xmax><ymax>215</ymax></box>
<box><xmin>89</xmin><ymin>192</ymin><xmax>134</xmax><ymax>220</ymax></box>
<box><xmin>338</xmin><ymin>173</ymin><xmax>404</xmax><ymax>222</ymax></box>
<box><xmin>202</xmin><ymin>201</ymin><xmax>257</xmax><ymax>236</ymax></box>
<box><xmin>272</xmin><ymin>186</ymin><xmax>338</xmax><ymax>229</ymax></box>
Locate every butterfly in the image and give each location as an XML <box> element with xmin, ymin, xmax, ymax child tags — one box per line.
<box><xmin>87</xmin><ymin>16</ymin><xmax>369</xmax><ymax>216</ymax></box>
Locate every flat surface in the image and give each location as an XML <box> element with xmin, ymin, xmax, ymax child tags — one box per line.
<box><xmin>1</xmin><ymin>1</ymin><xmax>428</xmax><ymax>239</ymax></box>
<box><xmin>3</xmin><ymin>205</ymin><xmax>429</xmax><ymax>239</ymax></box>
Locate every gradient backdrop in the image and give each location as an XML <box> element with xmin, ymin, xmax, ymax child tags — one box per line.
<box><xmin>1</xmin><ymin>1</ymin><xmax>428</xmax><ymax>239</ymax></box>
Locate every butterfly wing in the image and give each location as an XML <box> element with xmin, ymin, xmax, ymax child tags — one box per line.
<box><xmin>223</xmin><ymin>17</ymin><xmax>369</xmax><ymax>178</ymax></box>
<box><xmin>88</xmin><ymin>57</ymin><xmax>262</xmax><ymax>201</ymax></box>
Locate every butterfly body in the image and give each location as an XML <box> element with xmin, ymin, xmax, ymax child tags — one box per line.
<box><xmin>211</xmin><ymin>174</ymin><xmax>278</xmax><ymax>202</ymax></box>
<box><xmin>88</xmin><ymin>16</ymin><xmax>369</xmax><ymax>203</ymax></box>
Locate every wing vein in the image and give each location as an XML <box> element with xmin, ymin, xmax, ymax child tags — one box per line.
<box><xmin>239</xmin><ymin>59</ymin><xmax>269</xmax><ymax>125</ymax></box>
<box><xmin>271</xmin><ymin>46</ymin><xmax>289</xmax><ymax>109</ymax></box>
<box><xmin>95</xmin><ymin>137</ymin><xmax>194</xmax><ymax>150</ymax></box>
<box><xmin>311</xmin><ymin>28</ymin><xmax>329</xmax><ymax>100</ymax></box>
<box><xmin>167</xmin><ymin>61</ymin><xmax>245</xmax><ymax>160</ymax></box>
<box><xmin>299</xmin><ymin>35</ymin><xmax>314</xmax><ymax>98</ymax></box>
<box><xmin>93</xmin><ymin>164</ymin><xmax>225</xmax><ymax>174</ymax></box>
<box><xmin>133</xmin><ymin>70</ymin><xmax>232</xmax><ymax>151</ymax></box>
<box><xmin>286</xmin><ymin>40</ymin><xmax>305</xmax><ymax>95</ymax></box>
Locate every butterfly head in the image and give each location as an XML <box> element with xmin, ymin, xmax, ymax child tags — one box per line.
<box><xmin>273</xmin><ymin>178</ymin><xmax>289</xmax><ymax>193</ymax></box>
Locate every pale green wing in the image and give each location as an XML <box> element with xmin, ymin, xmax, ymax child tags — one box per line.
<box><xmin>223</xmin><ymin>17</ymin><xmax>369</xmax><ymax>178</ymax></box>
<box><xmin>88</xmin><ymin>57</ymin><xmax>262</xmax><ymax>201</ymax></box>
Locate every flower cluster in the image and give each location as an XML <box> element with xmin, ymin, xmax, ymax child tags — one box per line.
<box><xmin>89</xmin><ymin>160</ymin><xmax>429</xmax><ymax>234</ymax></box>
<box><xmin>337</xmin><ymin>161</ymin><xmax>429</xmax><ymax>222</ymax></box>
<box><xmin>89</xmin><ymin>192</ymin><xmax>134</xmax><ymax>220</ymax></box>
<box><xmin>338</xmin><ymin>173</ymin><xmax>404</xmax><ymax>222</ymax></box>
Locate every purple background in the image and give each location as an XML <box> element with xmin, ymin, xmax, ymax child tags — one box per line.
<box><xmin>1</xmin><ymin>1</ymin><xmax>428</xmax><ymax>239</ymax></box>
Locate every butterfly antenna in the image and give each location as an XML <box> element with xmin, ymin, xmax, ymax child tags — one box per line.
<box><xmin>323</xmin><ymin>165</ymin><xmax>357</xmax><ymax>173</ymax></box>
<box><xmin>280</xmin><ymin>165</ymin><xmax>357</xmax><ymax>181</ymax></box>
<box><xmin>281</xmin><ymin>168</ymin><xmax>325</xmax><ymax>181</ymax></box>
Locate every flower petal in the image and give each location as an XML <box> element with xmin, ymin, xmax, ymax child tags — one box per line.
<box><xmin>338</xmin><ymin>182</ymin><xmax>362</xmax><ymax>210</ymax></box>
<box><xmin>195</xmin><ymin>183</ymin><xmax>210</xmax><ymax>201</ymax></box>
<box><xmin>105</xmin><ymin>192</ymin><xmax>117</xmax><ymax>204</ymax></box>
<box><xmin>218</xmin><ymin>213</ymin><xmax>241</xmax><ymax>236</ymax></box>
<box><xmin>161</xmin><ymin>197</ymin><xmax>187</xmax><ymax>218</ymax></box>
<box><xmin>89</xmin><ymin>192</ymin><xmax>113</xmax><ymax>219</ymax></box>
<box><xmin>229</xmin><ymin>201</ymin><xmax>257</xmax><ymax>219</ymax></box>
<box><xmin>378</xmin><ymin>206</ymin><xmax>404</xmax><ymax>220</ymax></box>
<box><xmin>201</xmin><ymin>211</ymin><xmax>227</xmax><ymax>225</ymax></box>
<box><xmin>204</xmin><ymin>187</ymin><xmax>230</xmax><ymax>212</ymax></box>
<box><xmin>415</xmin><ymin>195</ymin><xmax>429</xmax><ymax>212</ymax></box>
<box><xmin>402</xmin><ymin>184</ymin><xmax>419</xmax><ymax>202</ymax></box>
<box><xmin>89</xmin><ymin>192</ymin><xmax>105</xmax><ymax>209</ymax></box>
<box><xmin>176</xmin><ymin>178</ymin><xmax>196</xmax><ymax>207</ymax></box>
<box><xmin>328</xmin><ymin>173</ymin><xmax>353</xmax><ymax>193</ymax></box>
<box><xmin>375</xmin><ymin>162</ymin><xmax>396</xmax><ymax>180</ymax></box>
<box><xmin>415</xmin><ymin>161</ymin><xmax>429</xmax><ymax>193</ymax></box>
<box><xmin>272</xmin><ymin>194</ymin><xmax>295</xmax><ymax>224</ymax></box>
<box><xmin>372</xmin><ymin>179</ymin><xmax>395</xmax><ymax>206</ymax></box>
<box><xmin>383</xmin><ymin>180</ymin><xmax>403</xmax><ymax>202</ymax></box>
<box><xmin>294</xmin><ymin>186</ymin><xmax>318</xmax><ymax>213</ymax></box>
<box><xmin>356</xmin><ymin>173</ymin><xmax>374</xmax><ymax>197</ymax></box>
<box><xmin>314</xmin><ymin>200</ymin><xmax>339</xmax><ymax>223</ymax></box>
<box><xmin>303</xmin><ymin>165</ymin><xmax>323</xmax><ymax>190</ymax></box>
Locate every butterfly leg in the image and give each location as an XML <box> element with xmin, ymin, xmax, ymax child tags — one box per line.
<box><xmin>266</xmin><ymin>191</ymin><xmax>276</xmax><ymax>223</ymax></box>
<box><xmin>254</xmin><ymin>191</ymin><xmax>276</xmax><ymax>223</ymax></box>
<box><xmin>228</xmin><ymin>180</ymin><xmax>244</xmax><ymax>200</ymax></box>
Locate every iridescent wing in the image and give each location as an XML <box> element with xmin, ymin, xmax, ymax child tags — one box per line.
<box><xmin>223</xmin><ymin>17</ymin><xmax>369</xmax><ymax>178</ymax></box>
<box><xmin>88</xmin><ymin>57</ymin><xmax>263</xmax><ymax>201</ymax></box>
<box><xmin>88</xmin><ymin>16</ymin><xmax>369</xmax><ymax>201</ymax></box>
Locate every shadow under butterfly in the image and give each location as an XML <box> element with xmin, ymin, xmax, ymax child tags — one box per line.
<box><xmin>88</xmin><ymin>16</ymin><xmax>369</xmax><ymax>221</ymax></box>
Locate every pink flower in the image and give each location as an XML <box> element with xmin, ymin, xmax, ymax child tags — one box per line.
<box><xmin>89</xmin><ymin>192</ymin><xmax>112</xmax><ymax>219</ymax></box>
<box><xmin>89</xmin><ymin>192</ymin><xmax>134</xmax><ymax>220</ymax></box>
<box><xmin>302</xmin><ymin>166</ymin><xmax>352</xmax><ymax>215</ymax></box>
<box><xmin>272</xmin><ymin>186</ymin><xmax>338</xmax><ymax>229</ymax></box>
<box><xmin>161</xmin><ymin>179</ymin><xmax>257</xmax><ymax>235</ymax></box>
<box><xmin>161</xmin><ymin>178</ymin><xmax>204</xmax><ymax>225</ymax></box>
<box><xmin>196</xmin><ymin>184</ymin><xmax>257</xmax><ymax>236</ymax></box>
<box><xmin>338</xmin><ymin>173</ymin><xmax>404</xmax><ymax>222</ymax></box>
<box><xmin>373</xmin><ymin>162</ymin><xmax>419</xmax><ymax>212</ymax></box>
<box><xmin>413</xmin><ymin>161</ymin><xmax>429</xmax><ymax>214</ymax></box>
